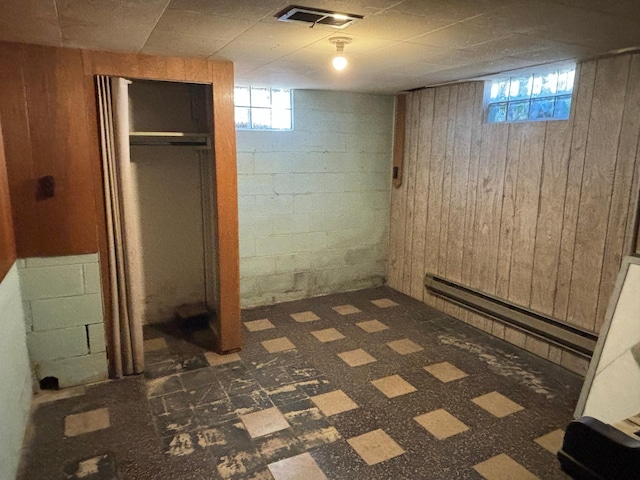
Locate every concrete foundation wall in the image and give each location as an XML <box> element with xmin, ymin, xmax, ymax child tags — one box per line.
<box><xmin>237</xmin><ymin>90</ymin><xmax>394</xmax><ymax>307</ymax></box>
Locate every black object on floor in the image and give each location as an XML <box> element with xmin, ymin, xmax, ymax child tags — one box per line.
<box><xmin>558</xmin><ymin>416</ymin><xmax>640</xmax><ymax>480</ymax></box>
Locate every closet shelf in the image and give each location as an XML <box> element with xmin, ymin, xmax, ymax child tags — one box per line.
<box><xmin>129</xmin><ymin>131</ymin><xmax>211</xmax><ymax>147</ymax></box>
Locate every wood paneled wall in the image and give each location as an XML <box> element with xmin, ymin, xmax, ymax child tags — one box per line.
<box><xmin>0</xmin><ymin>115</ymin><xmax>16</xmax><ymax>282</ymax></box>
<box><xmin>388</xmin><ymin>52</ymin><xmax>640</xmax><ymax>336</ymax></box>
<box><xmin>0</xmin><ymin>42</ymin><xmax>241</xmax><ymax>354</ymax></box>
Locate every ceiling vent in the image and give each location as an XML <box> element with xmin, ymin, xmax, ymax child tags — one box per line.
<box><xmin>275</xmin><ymin>5</ymin><xmax>363</xmax><ymax>29</ymax></box>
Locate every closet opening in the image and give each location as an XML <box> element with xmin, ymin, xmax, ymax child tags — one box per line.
<box><xmin>97</xmin><ymin>75</ymin><xmax>228</xmax><ymax>377</ymax></box>
<box><xmin>128</xmin><ymin>79</ymin><xmax>219</xmax><ymax>356</ymax></box>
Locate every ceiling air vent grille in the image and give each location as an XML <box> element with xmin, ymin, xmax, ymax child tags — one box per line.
<box><xmin>275</xmin><ymin>5</ymin><xmax>363</xmax><ymax>29</ymax></box>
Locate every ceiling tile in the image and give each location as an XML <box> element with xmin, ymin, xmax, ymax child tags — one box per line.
<box><xmin>552</xmin><ymin>0</ymin><xmax>640</xmax><ymax>20</ymax></box>
<box><xmin>0</xmin><ymin>0</ymin><xmax>61</xmax><ymax>46</ymax></box>
<box><xmin>238</xmin><ymin>20</ymin><xmax>335</xmax><ymax>48</ymax></box>
<box><xmin>343</xmin><ymin>10</ymin><xmax>453</xmax><ymax>41</ymax></box>
<box><xmin>167</xmin><ymin>0</ymin><xmax>286</xmax><ymax>20</ymax></box>
<box><xmin>410</xmin><ymin>20</ymin><xmax>511</xmax><ymax>48</ymax></box>
<box><xmin>57</xmin><ymin>0</ymin><xmax>170</xmax><ymax>50</ymax></box>
<box><xmin>152</xmin><ymin>9</ymin><xmax>256</xmax><ymax>39</ymax></box>
<box><xmin>141</xmin><ymin>30</ymin><xmax>228</xmax><ymax>57</ymax></box>
<box><xmin>391</xmin><ymin>0</ymin><xmax>514</xmax><ymax>22</ymax></box>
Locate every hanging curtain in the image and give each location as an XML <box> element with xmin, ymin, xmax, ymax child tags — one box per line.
<box><xmin>96</xmin><ymin>75</ymin><xmax>145</xmax><ymax>377</ymax></box>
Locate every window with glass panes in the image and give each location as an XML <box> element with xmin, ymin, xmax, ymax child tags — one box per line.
<box><xmin>234</xmin><ymin>86</ymin><xmax>292</xmax><ymax>130</ymax></box>
<box><xmin>486</xmin><ymin>67</ymin><xmax>575</xmax><ymax>123</ymax></box>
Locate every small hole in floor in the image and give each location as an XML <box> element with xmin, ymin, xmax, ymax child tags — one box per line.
<box><xmin>39</xmin><ymin>376</ymin><xmax>59</xmax><ymax>390</ymax></box>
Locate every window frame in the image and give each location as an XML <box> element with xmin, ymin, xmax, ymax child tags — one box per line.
<box><xmin>484</xmin><ymin>65</ymin><xmax>576</xmax><ymax>125</ymax></box>
<box><xmin>234</xmin><ymin>86</ymin><xmax>293</xmax><ymax>131</ymax></box>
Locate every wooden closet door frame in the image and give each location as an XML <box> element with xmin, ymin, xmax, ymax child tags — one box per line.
<box><xmin>84</xmin><ymin>52</ymin><xmax>241</xmax><ymax>370</ymax></box>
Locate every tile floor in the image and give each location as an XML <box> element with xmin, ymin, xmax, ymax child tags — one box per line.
<box><xmin>18</xmin><ymin>287</ymin><xmax>582</xmax><ymax>479</ymax></box>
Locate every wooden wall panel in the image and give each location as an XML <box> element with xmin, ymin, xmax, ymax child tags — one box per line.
<box><xmin>567</xmin><ymin>55</ymin><xmax>629</xmax><ymax>330</ymax></box>
<box><xmin>389</xmin><ymin>51</ymin><xmax>640</xmax><ymax>336</ymax></box>
<box><xmin>410</xmin><ymin>90</ymin><xmax>433</xmax><ymax>299</ymax></box>
<box><xmin>0</xmin><ymin>44</ymin><xmax>98</xmax><ymax>257</ymax></box>
<box><xmin>530</xmin><ymin>121</ymin><xmax>572</xmax><ymax>315</ymax></box>
<box><xmin>401</xmin><ymin>92</ymin><xmax>420</xmax><ymax>295</ymax></box>
<box><xmin>0</xmin><ymin>114</ymin><xmax>16</xmax><ymax>282</ymax></box>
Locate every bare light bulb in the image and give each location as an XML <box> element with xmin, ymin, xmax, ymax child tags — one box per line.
<box><xmin>332</xmin><ymin>55</ymin><xmax>347</xmax><ymax>71</ymax></box>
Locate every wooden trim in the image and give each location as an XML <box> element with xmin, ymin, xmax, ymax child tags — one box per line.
<box><xmin>0</xmin><ymin>113</ymin><xmax>16</xmax><ymax>282</ymax></box>
<box><xmin>212</xmin><ymin>63</ymin><xmax>242</xmax><ymax>353</ymax></box>
<box><xmin>392</xmin><ymin>94</ymin><xmax>406</xmax><ymax>188</ymax></box>
<box><xmin>83</xmin><ymin>50</ymin><xmax>242</xmax><ymax>356</ymax></box>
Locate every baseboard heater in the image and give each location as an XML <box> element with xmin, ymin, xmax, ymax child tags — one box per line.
<box><xmin>424</xmin><ymin>274</ymin><xmax>598</xmax><ymax>357</ymax></box>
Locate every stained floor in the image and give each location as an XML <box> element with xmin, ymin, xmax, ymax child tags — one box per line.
<box><xmin>18</xmin><ymin>287</ymin><xmax>582</xmax><ymax>479</ymax></box>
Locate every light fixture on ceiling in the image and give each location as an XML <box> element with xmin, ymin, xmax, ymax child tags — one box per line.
<box><xmin>329</xmin><ymin>37</ymin><xmax>352</xmax><ymax>71</ymax></box>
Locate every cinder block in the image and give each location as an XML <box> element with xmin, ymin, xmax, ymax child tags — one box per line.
<box><xmin>25</xmin><ymin>254</ymin><xmax>98</xmax><ymax>267</ymax></box>
<box><xmin>289</xmin><ymin>232</ymin><xmax>327</xmax><ymax>253</ymax></box>
<box><xmin>253</xmin><ymin>153</ymin><xmax>294</xmax><ymax>174</ymax></box>
<box><xmin>88</xmin><ymin>323</ymin><xmax>106</xmax><ymax>353</ymax></box>
<box><xmin>239</xmin><ymin>237</ymin><xmax>255</xmax><ymax>258</ymax></box>
<box><xmin>83</xmin><ymin>262</ymin><xmax>102</xmax><ymax>294</ymax></box>
<box><xmin>255</xmin><ymin>235</ymin><xmax>294</xmax><ymax>257</ymax></box>
<box><xmin>237</xmin><ymin>174</ymin><xmax>274</xmax><ymax>195</ymax></box>
<box><xmin>274</xmin><ymin>173</ymin><xmax>323</xmax><ymax>194</ymax></box>
<box><xmin>19</xmin><ymin>265</ymin><xmax>85</xmax><ymax>301</ymax></box>
<box><xmin>239</xmin><ymin>214</ymin><xmax>275</xmax><ymax>238</ymax></box>
<box><xmin>271</xmin><ymin>213</ymin><xmax>309</xmax><ymax>234</ymax></box>
<box><xmin>36</xmin><ymin>353</ymin><xmax>108</xmax><ymax>388</ymax></box>
<box><xmin>252</xmin><ymin>195</ymin><xmax>294</xmax><ymax>215</ymax></box>
<box><xmin>275</xmin><ymin>253</ymin><xmax>311</xmax><ymax>274</ymax></box>
<box><xmin>27</xmin><ymin>326</ymin><xmax>88</xmax><ymax>362</ymax></box>
<box><xmin>240</xmin><ymin>256</ymin><xmax>276</xmax><ymax>279</ymax></box>
<box><xmin>326</xmin><ymin>228</ymin><xmax>377</xmax><ymax>249</ymax></box>
<box><xmin>240</xmin><ymin>278</ymin><xmax>258</xmax><ymax>297</ymax></box>
<box><xmin>236</xmin><ymin>152</ymin><xmax>254</xmax><ymax>174</ymax></box>
<box><xmin>32</xmin><ymin>293</ymin><xmax>104</xmax><ymax>331</ymax></box>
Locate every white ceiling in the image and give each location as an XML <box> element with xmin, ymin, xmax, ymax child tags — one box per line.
<box><xmin>1</xmin><ymin>0</ymin><xmax>639</xmax><ymax>94</ymax></box>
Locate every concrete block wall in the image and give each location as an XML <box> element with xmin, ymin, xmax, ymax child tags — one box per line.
<box><xmin>237</xmin><ymin>90</ymin><xmax>394</xmax><ymax>307</ymax></box>
<box><xmin>0</xmin><ymin>264</ymin><xmax>32</xmax><ymax>480</ymax></box>
<box><xmin>18</xmin><ymin>254</ymin><xmax>108</xmax><ymax>388</ymax></box>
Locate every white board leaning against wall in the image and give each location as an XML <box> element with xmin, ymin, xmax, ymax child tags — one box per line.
<box><xmin>576</xmin><ymin>256</ymin><xmax>640</xmax><ymax>425</ymax></box>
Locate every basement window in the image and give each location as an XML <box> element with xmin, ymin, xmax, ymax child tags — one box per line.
<box><xmin>485</xmin><ymin>66</ymin><xmax>575</xmax><ymax>123</ymax></box>
<box><xmin>234</xmin><ymin>86</ymin><xmax>292</xmax><ymax>130</ymax></box>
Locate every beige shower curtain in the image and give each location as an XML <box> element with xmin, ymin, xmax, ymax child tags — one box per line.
<box><xmin>96</xmin><ymin>75</ymin><xmax>145</xmax><ymax>377</ymax></box>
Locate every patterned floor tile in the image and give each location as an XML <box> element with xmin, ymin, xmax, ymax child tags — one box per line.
<box><xmin>356</xmin><ymin>320</ymin><xmax>389</xmax><ymax>333</ymax></box>
<box><xmin>332</xmin><ymin>305</ymin><xmax>362</xmax><ymax>315</ymax></box>
<box><xmin>347</xmin><ymin>429</ymin><xmax>405</xmax><ymax>465</ymax></box>
<box><xmin>144</xmin><ymin>337</ymin><xmax>168</xmax><ymax>351</ymax></box>
<box><xmin>268</xmin><ymin>452</ymin><xmax>327</xmax><ymax>480</ymax></box>
<box><xmin>64</xmin><ymin>408</ymin><xmax>110</xmax><ymax>437</ymax></box>
<box><xmin>290</xmin><ymin>311</ymin><xmax>320</xmax><ymax>323</ymax></box>
<box><xmin>371</xmin><ymin>375</ymin><xmax>417</xmax><ymax>398</ymax></box>
<box><xmin>371</xmin><ymin>298</ymin><xmax>399</xmax><ymax>308</ymax></box>
<box><xmin>311</xmin><ymin>328</ymin><xmax>345</xmax><ymax>343</ymax></box>
<box><xmin>424</xmin><ymin>361</ymin><xmax>468</xmax><ymax>383</ymax></box>
<box><xmin>262</xmin><ymin>337</ymin><xmax>297</xmax><ymax>354</ymax></box>
<box><xmin>245</xmin><ymin>319</ymin><xmax>276</xmax><ymax>332</ymax></box>
<box><xmin>473</xmin><ymin>453</ymin><xmax>538</xmax><ymax>480</ymax></box>
<box><xmin>472</xmin><ymin>391</ymin><xmax>524</xmax><ymax>418</ymax></box>
<box><xmin>337</xmin><ymin>349</ymin><xmax>377</xmax><ymax>367</ymax></box>
<box><xmin>387</xmin><ymin>339</ymin><xmax>424</xmax><ymax>355</ymax></box>
<box><xmin>310</xmin><ymin>390</ymin><xmax>359</xmax><ymax>417</ymax></box>
<box><xmin>241</xmin><ymin>407</ymin><xmax>291</xmax><ymax>439</ymax></box>
<box><xmin>414</xmin><ymin>409</ymin><xmax>469</xmax><ymax>439</ymax></box>
<box><xmin>205</xmin><ymin>351</ymin><xmax>241</xmax><ymax>366</ymax></box>
<box><xmin>534</xmin><ymin>429</ymin><xmax>564</xmax><ymax>454</ymax></box>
